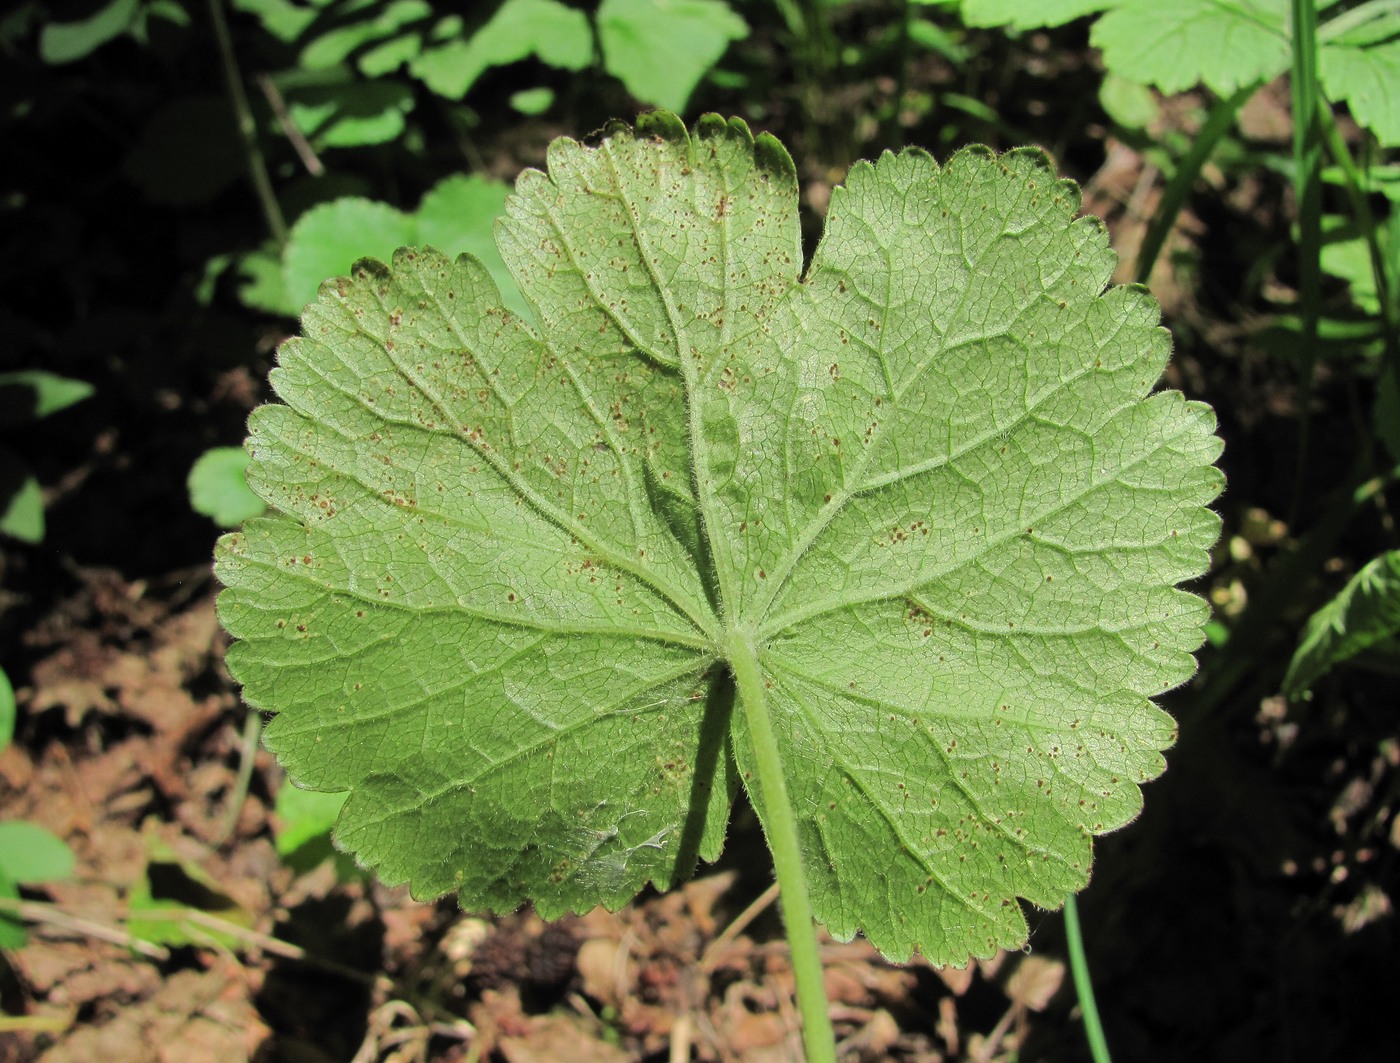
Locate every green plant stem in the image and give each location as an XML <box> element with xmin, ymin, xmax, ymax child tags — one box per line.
<box><xmin>1317</xmin><ymin>109</ymin><xmax>1398</xmax><ymax>347</ymax></box>
<box><xmin>207</xmin><ymin>0</ymin><xmax>287</xmax><ymax>247</ymax></box>
<box><xmin>1134</xmin><ymin>85</ymin><xmax>1254</xmax><ymax>284</ymax></box>
<box><xmin>0</xmin><ymin>1014</ymin><xmax>73</xmax><ymax>1035</ymax></box>
<box><xmin>726</xmin><ymin>627</ymin><xmax>836</xmax><ymax>1063</ymax></box>
<box><xmin>0</xmin><ymin>896</ymin><xmax>170</xmax><ymax>960</ymax></box>
<box><xmin>0</xmin><ymin>895</ymin><xmax>389</xmax><ymax>988</ymax></box>
<box><xmin>1290</xmin><ymin>0</ymin><xmax>1324</xmax><ymax>524</ymax></box>
<box><xmin>1064</xmin><ymin>894</ymin><xmax>1113</xmax><ymax>1063</ymax></box>
<box><xmin>216</xmin><ymin>709</ymin><xmax>264</xmax><ymax>844</ymax></box>
<box><xmin>1317</xmin><ymin>0</ymin><xmax>1397</xmax><ymax>43</ymax></box>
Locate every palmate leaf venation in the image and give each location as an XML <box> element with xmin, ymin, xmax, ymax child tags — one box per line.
<box><xmin>216</xmin><ymin>111</ymin><xmax>1222</xmax><ymax>964</ymax></box>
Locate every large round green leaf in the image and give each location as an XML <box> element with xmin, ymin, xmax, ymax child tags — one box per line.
<box><xmin>217</xmin><ymin>113</ymin><xmax>1222</xmax><ymax>964</ymax></box>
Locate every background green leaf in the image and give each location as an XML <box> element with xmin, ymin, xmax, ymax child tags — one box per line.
<box><xmin>273</xmin><ymin>784</ymin><xmax>348</xmax><ymax>857</ymax></box>
<box><xmin>509</xmin><ymin>87</ymin><xmax>555</xmax><ymax>115</ymax></box>
<box><xmin>39</xmin><ymin>0</ymin><xmax>139</xmax><ymax>64</ymax></box>
<box><xmin>283</xmin><ymin>199</ymin><xmax>412</xmax><ymax>313</ymax></box>
<box><xmin>1319</xmin><ymin>39</ymin><xmax>1400</xmax><ymax>147</ymax></box>
<box><xmin>0</xmin><ymin>456</ymin><xmax>44</xmax><ymax>544</ymax></box>
<box><xmin>0</xmin><ymin>821</ymin><xmax>75</xmax><ymax>884</ymax></box>
<box><xmin>297</xmin><ymin>0</ymin><xmax>430</xmax><ymax>70</ymax></box>
<box><xmin>408</xmin><ymin>0</ymin><xmax>592</xmax><ymax>99</ymax></box>
<box><xmin>1320</xmin><ymin>227</ymin><xmax>1381</xmax><ymax>314</ymax></box>
<box><xmin>1098</xmin><ymin>71</ymin><xmax>1160</xmax><ymax>131</ymax></box>
<box><xmin>286</xmin><ymin>79</ymin><xmax>415</xmax><ymax>149</ymax></box>
<box><xmin>0</xmin><ymin>876</ymin><xmax>26</xmax><ymax>949</ymax></box>
<box><xmin>597</xmin><ymin>0</ymin><xmax>748</xmax><ymax>111</ymax></box>
<box><xmin>1091</xmin><ymin>0</ymin><xmax>1291</xmax><ymax>96</ymax></box>
<box><xmin>1284</xmin><ymin>550</ymin><xmax>1400</xmax><ymax>697</ymax></box>
<box><xmin>958</xmin><ymin>0</ymin><xmax>1120</xmax><ymax>30</ymax></box>
<box><xmin>231</xmin><ymin>0</ymin><xmax>324</xmax><ymax>43</ymax></box>
<box><xmin>1085</xmin><ymin>0</ymin><xmax>1400</xmax><ymax>147</ymax></box>
<box><xmin>0</xmin><ymin>372</ymin><xmax>94</xmax><ymax>427</ymax></box>
<box><xmin>188</xmin><ymin>446</ymin><xmax>266</xmax><ymax>528</ymax></box>
<box><xmin>280</xmin><ymin>176</ymin><xmax>524</xmax><ymax>318</ymax></box>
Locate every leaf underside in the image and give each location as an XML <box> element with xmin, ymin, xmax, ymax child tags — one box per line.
<box><xmin>216</xmin><ymin>112</ymin><xmax>1223</xmax><ymax>965</ymax></box>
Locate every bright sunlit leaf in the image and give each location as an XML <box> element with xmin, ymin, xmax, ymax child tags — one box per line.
<box><xmin>217</xmin><ymin>113</ymin><xmax>1222</xmax><ymax>964</ymax></box>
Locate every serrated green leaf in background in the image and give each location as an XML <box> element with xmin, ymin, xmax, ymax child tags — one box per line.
<box><xmin>1091</xmin><ymin>0</ymin><xmax>1292</xmax><ymax>97</ymax></box>
<box><xmin>216</xmin><ymin>113</ymin><xmax>1222</xmax><ymax>965</ymax></box>
<box><xmin>1284</xmin><ymin>550</ymin><xmax>1400</xmax><ymax>697</ymax></box>
<box><xmin>958</xmin><ymin>0</ymin><xmax>1120</xmax><ymax>30</ymax></box>
<box><xmin>1318</xmin><ymin>38</ymin><xmax>1400</xmax><ymax>146</ymax></box>
<box><xmin>189</xmin><ymin>447</ymin><xmax>266</xmax><ymax>528</ymax></box>
<box><xmin>597</xmin><ymin>0</ymin><xmax>748</xmax><ymax>112</ymax></box>
<box><xmin>408</xmin><ymin>0</ymin><xmax>592</xmax><ymax>100</ymax></box>
<box><xmin>280</xmin><ymin>176</ymin><xmax>525</xmax><ymax>319</ymax></box>
<box><xmin>1089</xmin><ymin>0</ymin><xmax>1400</xmax><ymax>145</ymax></box>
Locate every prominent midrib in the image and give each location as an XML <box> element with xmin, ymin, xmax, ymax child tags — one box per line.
<box><xmin>235</xmin><ymin>547</ymin><xmax>716</xmax><ymax>652</ymax></box>
<box><xmin>358</xmin><ymin>261</ymin><xmax>720</xmax><ymax>647</ymax></box>
<box><xmin>769</xmin><ymin>665</ymin><xmax>1016</xmax><ymax>927</ymax></box>
<box><xmin>744</xmin><ymin>222</ymin><xmax>1105</xmax><ymax>625</ymax></box>
<box><xmin>601</xmin><ymin>136</ymin><xmax>744</xmax><ymax>629</ymax></box>
<box><xmin>337</xmin><ymin>653</ymin><xmax>711</xmax><ymax>819</ymax></box>
<box><xmin>760</xmin><ymin>398</ymin><xmax>1194</xmax><ymax>637</ymax></box>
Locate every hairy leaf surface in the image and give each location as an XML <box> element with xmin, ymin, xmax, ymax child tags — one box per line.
<box><xmin>216</xmin><ymin>113</ymin><xmax>1222</xmax><ymax>964</ymax></box>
